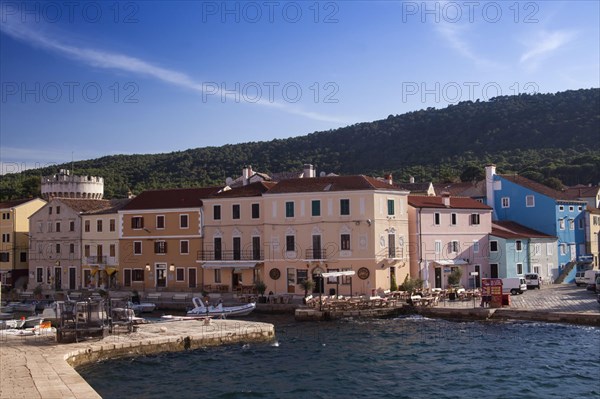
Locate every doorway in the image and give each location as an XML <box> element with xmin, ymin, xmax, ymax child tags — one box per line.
<box><xmin>156</xmin><ymin>264</ymin><xmax>167</xmax><ymax>288</ymax></box>
<box><xmin>434</xmin><ymin>267</ymin><xmax>442</xmax><ymax>288</ymax></box>
<box><xmin>69</xmin><ymin>267</ymin><xmax>76</xmax><ymax>290</ymax></box>
<box><xmin>474</xmin><ymin>265</ymin><xmax>481</xmax><ymax>288</ymax></box>
<box><xmin>490</xmin><ymin>263</ymin><xmax>499</xmax><ymax>278</ymax></box>
<box><xmin>188</xmin><ymin>268</ymin><xmax>197</xmax><ymax>288</ymax></box>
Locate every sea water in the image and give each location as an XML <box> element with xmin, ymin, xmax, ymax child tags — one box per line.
<box><xmin>78</xmin><ymin>315</ymin><xmax>600</xmax><ymax>398</ymax></box>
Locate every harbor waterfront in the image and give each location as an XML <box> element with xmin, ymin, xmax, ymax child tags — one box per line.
<box><xmin>79</xmin><ymin>315</ymin><xmax>600</xmax><ymax>399</ymax></box>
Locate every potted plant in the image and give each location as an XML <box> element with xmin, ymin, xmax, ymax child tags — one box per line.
<box><xmin>447</xmin><ymin>269</ymin><xmax>463</xmax><ymax>300</ymax></box>
<box><xmin>254</xmin><ymin>280</ymin><xmax>267</xmax><ymax>303</ymax></box>
<box><xmin>300</xmin><ymin>279</ymin><xmax>315</xmax><ymax>302</ymax></box>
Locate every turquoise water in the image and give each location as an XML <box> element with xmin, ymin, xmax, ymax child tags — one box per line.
<box><xmin>79</xmin><ymin>315</ymin><xmax>600</xmax><ymax>398</ymax></box>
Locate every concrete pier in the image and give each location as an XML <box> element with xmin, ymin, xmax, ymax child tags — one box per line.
<box><xmin>0</xmin><ymin>319</ymin><xmax>275</xmax><ymax>399</ymax></box>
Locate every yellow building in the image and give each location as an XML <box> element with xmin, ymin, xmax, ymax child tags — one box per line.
<box><xmin>0</xmin><ymin>198</ymin><xmax>46</xmax><ymax>288</ymax></box>
<box><xmin>118</xmin><ymin>187</ymin><xmax>219</xmax><ymax>293</ymax></box>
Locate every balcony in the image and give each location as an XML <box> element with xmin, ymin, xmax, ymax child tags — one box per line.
<box><xmin>86</xmin><ymin>256</ymin><xmax>107</xmax><ymax>264</ymax></box>
<box><xmin>305</xmin><ymin>248</ymin><xmax>328</xmax><ymax>260</ymax></box>
<box><xmin>197</xmin><ymin>249</ymin><xmax>264</xmax><ymax>261</ymax></box>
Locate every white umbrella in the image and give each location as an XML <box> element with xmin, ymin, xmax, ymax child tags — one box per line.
<box><xmin>422</xmin><ymin>262</ymin><xmax>430</xmax><ymax>288</ymax></box>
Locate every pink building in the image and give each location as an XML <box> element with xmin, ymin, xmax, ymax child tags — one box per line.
<box><xmin>408</xmin><ymin>194</ymin><xmax>492</xmax><ymax>289</ymax></box>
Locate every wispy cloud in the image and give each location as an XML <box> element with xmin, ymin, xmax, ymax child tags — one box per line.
<box><xmin>520</xmin><ymin>30</ymin><xmax>577</xmax><ymax>70</ymax></box>
<box><xmin>0</xmin><ymin>17</ymin><xmax>348</xmax><ymax>124</ymax></box>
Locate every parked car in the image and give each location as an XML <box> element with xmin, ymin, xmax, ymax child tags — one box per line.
<box><xmin>575</xmin><ymin>271</ymin><xmax>587</xmax><ymax>286</ymax></box>
<box><xmin>525</xmin><ymin>273</ymin><xmax>541</xmax><ymax>289</ymax></box>
<box><xmin>502</xmin><ymin>277</ymin><xmax>527</xmax><ymax>295</ymax></box>
<box><xmin>585</xmin><ymin>271</ymin><xmax>600</xmax><ymax>291</ymax></box>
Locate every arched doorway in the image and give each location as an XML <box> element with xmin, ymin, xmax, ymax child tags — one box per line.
<box><xmin>312</xmin><ymin>266</ymin><xmax>325</xmax><ymax>294</ymax></box>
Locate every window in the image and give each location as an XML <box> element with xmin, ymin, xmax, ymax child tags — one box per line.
<box><xmin>516</xmin><ymin>263</ymin><xmax>523</xmax><ymax>275</ymax></box>
<box><xmin>286</xmin><ymin>235</ymin><xmax>295</xmax><ymax>252</ymax></box>
<box><xmin>251</xmin><ymin>203</ymin><xmax>260</xmax><ymax>219</ymax></box>
<box><xmin>131</xmin><ymin>216</ymin><xmax>144</xmax><ymax>229</ymax></box>
<box><xmin>20</xmin><ymin>252</ymin><xmax>26</xmax><ymax>262</ymax></box>
<box><xmin>133</xmin><ymin>241</ymin><xmax>142</xmax><ymax>255</ymax></box>
<box><xmin>55</xmin><ymin>243</ymin><xmax>61</xmax><ymax>254</ymax></box>
<box><xmin>110</xmin><ymin>244</ymin><xmax>116</xmax><ymax>257</ymax></box>
<box><xmin>297</xmin><ymin>269</ymin><xmax>308</xmax><ymax>284</ymax></box>
<box><xmin>341</xmin><ymin>234</ymin><xmax>351</xmax><ymax>251</ymax></box>
<box><xmin>232</xmin><ymin>204</ymin><xmax>240</xmax><ymax>219</ymax></box>
<box><xmin>56</xmin><ymin>222</ymin><xmax>61</xmax><ymax>232</ymax></box>
<box><xmin>36</xmin><ymin>268</ymin><xmax>43</xmax><ymax>283</ymax></box>
<box><xmin>287</xmin><ymin>268</ymin><xmax>296</xmax><ymax>287</ymax></box>
<box><xmin>340</xmin><ymin>199</ymin><xmax>350</xmax><ymax>215</ymax></box>
<box><xmin>311</xmin><ymin>200</ymin><xmax>321</xmax><ymax>217</ymax></box>
<box><xmin>84</xmin><ymin>220</ymin><xmax>90</xmax><ymax>232</ymax></box>
<box><xmin>176</xmin><ymin>268</ymin><xmax>185</xmax><ymax>282</ymax></box>
<box><xmin>56</xmin><ymin>206</ymin><xmax>60</xmax><ymax>214</ymax></box>
<box><xmin>156</xmin><ymin>215</ymin><xmax>165</xmax><ymax>229</ymax></box>
<box><xmin>578</xmin><ymin>219</ymin><xmax>584</xmax><ymax>229</ymax></box>
<box><xmin>49</xmin><ymin>207</ymin><xmax>52</xmax><ymax>215</ymax></box>
<box><xmin>470</xmin><ymin>214</ymin><xmax>480</xmax><ymax>225</ymax></box>
<box><xmin>37</xmin><ymin>222</ymin><xmax>43</xmax><ymax>233</ymax></box>
<box><xmin>97</xmin><ymin>220</ymin><xmax>102</xmax><ymax>232</ymax></box>
<box><xmin>69</xmin><ymin>221</ymin><xmax>75</xmax><ymax>232</ymax></box>
<box><xmin>515</xmin><ymin>240</ymin><xmax>523</xmax><ymax>252</ymax></box>
<box><xmin>180</xmin><ymin>240</ymin><xmax>189</xmax><ymax>254</ymax></box>
<box><xmin>154</xmin><ymin>241</ymin><xmax>167</xmax><ymax>254</ymax></box>
<box><xmin>69</xmin><ymin>243</ymin><xmax>75</xmax><ymax>254</ymax></box>
<box><xmin>387</xmin><ymin>199</ymin><xmax>395</xmax><ymax>216</ymax></box>
<box><xmin>213</xmin><ymin>237</ymin><xmax>222</xmax><ymax>260</ymax></box>
<box><xmin>0</xmin><ymin>253</ymin><xmax>9</xmax><ymax>262</ymax></box>
<box><xmin>285</xmin><ymin>201</ymin><xmax>295</xmax><ymax>218</ymax></box>
<box><xmin>47</xmin><ymin>222</ymin><xmax>52</xmax><ymax>233</ymax></box>
<box><xmin>214</xmin><ymin>269</ymin><xmax>221</xmax><ymax>283</ymax></box>
<box><xmin>526</xmin><ymin>195</ymin><xmax>535</xmax><ymax>207</ymax></box>
<box><xmin>473</xmin><ymin>241</ymin><xmax>480</xmax><ymax>253</ymax></box>
<box><xmin>546</xmin><ymin>243</ymin><xmax>553</xmax><ymax>255</ymax></box>
<box><xmin>434</xmin><ymin>213</ymin><xmax>440</xmax><ymax>225</ymax></box>
<box><xmin>559</xmin><ymin>219</ymin><xmax>565</xmax><ymax>230</ymax></box>
<box><xmin>559</xmin><ymin>205</ymin><xmax>564</xmax><ymax>212</ymax></box>
<box><xmin>450</xmin><ymin>213</ymin><xmax>457</xmax><ymax>225</ymax></box>
<box><xmin>1</xmin><ymin>233</ymin><xmax>9</xmax><ymax>243</ymax></box>
<box><xmin>252</xmin><ymin>237</ymin><xmax>261</xmax><ymax>260</ymax></box>
<box><xmin>180</xmin><ymin>214</ymin><xmax>189</xmax><ymax>228</ymax></box>
<box><xmin>501</xmin><ymin>197</ymin><xmax>510</xmax><ymax>208</ymax></box>
<box><xmin>233</xmin><ymin>237</ymin><xmax>241</xmax><ymax>260</ymax></box>
<box><xmin>449</xmin><ymin>241</ymin><xmax>459</xmax><ymax>253</ymax></box>
<box><xmin>560</xmin><ymin>244</ymin><xmax>566</xmax><ymax>255</ymax></box>
<box><xmin>109</xmin><ymin>219</ymin><xmax>115</xmax><ymax>232</ymax></box>
<box><xmin>490</xmin><ymin>241</ymin><xmax>498</xmax><ymax>252</ymax></box>
<box><xmin>84</xmin><ymin>245</ymin><xmax>90</xmax><ymax>257</ymax></box>
<box><xmin>388</xmin><ymin>233</ymin><xmax>396</xmax><ymax>258</ymax></box>
<box><xmin>533</xmin><ymin>243</ymin><xmax>541</xmax><ymax>256</ymax></box>
<box><xmin>578</xmin><ymin>206</ymin><xmax>582</xmax><ymax>211</ymax></box>
<box><xmin>568</xmin><ymin>219</ymin><xmax>574</xmax><ymax>230</ymax></box>
<box><xmin>213</xmin><ymin>205</ymin><xmax>221</xmax><ymax>220</ymax></box>
<box><xmin>132</xmin><ymin>269</ymin><xmax>144</xmax><ymax>282</ymax></box>
<box><xmin>434</xmin><ymin>240</ymin><xmax>442</xmax><ymax>254</ymax></box>
<box><xmin>569</xmin><ymin>206</ymin><xmax>574</xmax><ymax>212</ymax></box>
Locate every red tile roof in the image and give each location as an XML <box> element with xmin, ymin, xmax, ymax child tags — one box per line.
<box><xmin>266</xmin><ymin>175</ymin><xmax>402</xmax><ymax>194</ymax></box>
<box><xmin>408</xmin><ymin>195</ymin><xmax>491</xmax><ymax>210</ymax></box>
<box><xmin>433</xmin><ymin>181</ymin><xmax>486</xmax><ymax>197</ymax></box>
<box><xmin>499</xmin><ymin>175</ymin><xmax>584</xmax><ymax>202</ymax></box>
<box><xmin>84</xmin><ymin>198</ymin><xmax>133</xmax><ymax>215</ymax></box>
<box><xmin>491</xmin><ymin>221</ymin><xmax>556</xmax><ymax>239</ymax></box>
<box><xmin>0</xmin><ymin>198</ymin><xmax>43</xmax><ymax>209</ymax></box>
<box><xmin>58</xmin><ymin>199</ymin><xmax>114</xmax><ymax>213</ymax></box>
<box><xmin>212</xmin><ymin>182</ymin><xmax>276</xmax><ymax>198</ymax></box>
<box><xmin>122</xmin><ymin>187</ymin><xmax>221</xmax><ymax>210</ymax></box>
<box><xmin>563</xmin><ymin>185</ymin><xmax>600</xmax><ymax>200</ymax></box>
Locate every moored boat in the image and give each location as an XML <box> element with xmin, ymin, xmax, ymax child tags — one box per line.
<box><xmin>128</xmin><ymin>301</ymin><xmax>156</xmax><ymax>314</ymax></box>
<box><xmin>186</xmin><ymin>297</ymin><xmax>255</xmax><ymax>318</ymax></box>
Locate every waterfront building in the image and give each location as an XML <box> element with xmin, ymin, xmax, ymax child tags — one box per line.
<box><xmin>81</xmin><ymin>199</ymin><xmax>131</xmax><ymax>289</ymax></box>
<box><xmin>198</xmin><ymin>182</ymin><xmax>275</xmax><ymax>293</ymax></box>
<box><xmin>485</xmin><ymin>165</ymin><xmax>588</xmax><ymax>282</ymax></box>
<box><xmin>261</xmin><ymin>175</ymin><xmax>410</xmax><ymax>296</ymax></box>
<box><xmin>0</xmin><ymin>198</ymin><xmax>46</xmax><ymax>288</ymax></box>
<box><xmin>563</xmin><ymin>185</ymin><xmax>600</xmax><ymax>268</ymax></box>
<box><xmin>408</xmin><ymin>194</ymin><xmax>492</xmax><ymax>289</ymax></box>
<box><xmin>118</xmin><ymin>187</ymin><xmax>219</xmax><ymax>292</ymax></box>
<box><xmin>28</xmin><ymin>198</ymin><xmax>113</xmax><ymax>292</ymax></box>
<box><xmin>489</xmin><ymin>221</ymin><xmax>558</xmax><ymax>281</ymax></box>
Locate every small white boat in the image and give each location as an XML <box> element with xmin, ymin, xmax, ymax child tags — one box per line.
<box><xmin>186</xmin><ymin>297</ymin><xmax>255</xmax><ymax>318</ymax></box>
<box><xmin>128</xmin><ymin>301</ymin><xmax>156</xmax><ymax>313</ymax></box>
<box><xmin>0</xmin><ymin>315</ymin><xmax>44</xmax><ymax>330</ymax></box>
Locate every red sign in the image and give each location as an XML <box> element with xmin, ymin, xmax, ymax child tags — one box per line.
<box><xmin>482</xmin><ymin>278</ymin><xmax>503</xmax><ymax>308</ymax></box>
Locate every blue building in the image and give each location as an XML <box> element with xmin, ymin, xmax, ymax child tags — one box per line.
<box><xmin>485</xmin><ymin>165</ymin><xmax>587</xmax><ymax>283</ymax></box>
<box><xmin>490</xmin><ymin>221</ymin><xmax>558</xmax><ymax>281</ymax></box>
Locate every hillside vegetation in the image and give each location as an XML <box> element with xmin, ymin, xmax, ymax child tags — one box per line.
<box><xmin>1</xmin><ymin>88</ymin><xmax>598</xmax><ymax>200</ymax></box>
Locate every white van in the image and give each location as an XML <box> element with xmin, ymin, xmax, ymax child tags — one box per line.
<box><xmin>575</xmin><ymin>271</ymin><xmax>587</xmax><ymax>286</ymax></box>
<box><xmin>583</xmin><ymin>270</ymin><xmax>600</xmax><ymax>291</ymax></box>
<box><xmin>502</xmin><ymin>277</ymin><xmax>527</xmax><ymax>295</ymax></box>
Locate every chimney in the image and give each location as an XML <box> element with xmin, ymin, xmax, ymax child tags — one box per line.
<box><xmin>409</xmin><ymin>176</ymin><xmax>415</xmax><ymax>184</ymax></box>
<box><xmin>303</xmin><ymin>164</ymin><xmax>315</xmax><ymax>178</ymax></box>
<box><xmin>384</xmin><ymin>173</ymin><xmax>393</xmax><ymax>185</ymax></box>
<box><xmin>485</xmin><ymin>164</ymin><xmax>496</xmax><ymax>219</ymax></box>
<box><xmin>441</xmin><ymin>192</ymin><xmax>451</xmax><ymax>207</ymax></box>
<box><xmin>242</xmin><ymin>165</ymin><xmax>252</xmax><ymax>186</ymax></box>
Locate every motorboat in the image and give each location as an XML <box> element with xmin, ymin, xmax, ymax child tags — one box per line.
<box><xmin>0</xmin><ymin>315</ymin><xmax>44</xmax><ymax>330</ymax></box>
<box><xmin>128</xmin><ymin>301</ymin><xmax>156</xmax><ymax>313</ymax></box>
<box><xmin>186</xmin><ymin>297</ymin><xmax>255</xmax><ymax>318</ymax></box>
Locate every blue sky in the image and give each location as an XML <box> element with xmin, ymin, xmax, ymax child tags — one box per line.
<box><xmin>1</xmin><ymin>1</ymin><xmax>599</xmax><ymax>172</ymax></box>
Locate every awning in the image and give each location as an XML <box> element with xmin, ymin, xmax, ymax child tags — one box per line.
<box><xmin>202</xmin><ymin>262</ymin><xmax>259</xmax><ymax>270</ymax></box>
<box><xmin>105</xmin><ymin>267</ymin><xmax>118</xmax><ymax>276</ymax></box>
<box><xmin>90</xmin><ymin>265</ymin><xmax>99</xmax><ymax>276</ymax></box>
<box><xmin>321</xmin><ymin>271</ymin><xmax>356</xmax><ymax>278</ymax></box>
<box><xmin>432</xmin><ymin>260</ymin><xmax>469</xmax><ymax>266</ymax></box>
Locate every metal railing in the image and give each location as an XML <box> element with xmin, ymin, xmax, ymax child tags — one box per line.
<box><xmin>197</xmin><ymin>249</ymin><xmax>264</xmax><ymax>261</ymax></box>
<box><xmin>305</xmin><ymin>248</ymin><xmax>328</xmax><ymax>260</ymax></box>
<box><xmin>86</xmin><ymin>256</ymin><xmax>107</xmax><ymax>264</ymax></box>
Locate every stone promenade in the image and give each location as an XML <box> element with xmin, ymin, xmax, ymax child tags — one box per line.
<box><xmin>0</xmin><ymin>319</ymin><xmax>274</xmax><ymax>399</ymax></box>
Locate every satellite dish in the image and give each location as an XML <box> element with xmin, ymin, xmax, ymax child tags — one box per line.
<box><xmin>319</xmin><ymin>171</ymin><xmax>326</xmax><ymax>177</ymax></box>
<box><xmin>225</xmin><ymin>177</ymin><xmax>233</xmax><ymax>185</ymax></box>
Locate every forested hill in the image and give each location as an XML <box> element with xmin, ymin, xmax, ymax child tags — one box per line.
<box><xmin>1</xmin><ymin>88</ymin><xmax>599</xmax><ymax>200</ymax></box>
